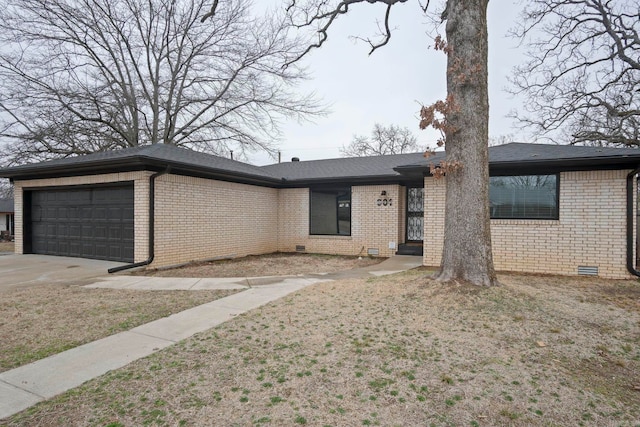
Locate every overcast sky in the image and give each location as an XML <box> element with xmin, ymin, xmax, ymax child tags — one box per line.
<box><xmin>249</xmin><ymin>1</ymin><xmax>529</xmax><ymax>165</ymax></box>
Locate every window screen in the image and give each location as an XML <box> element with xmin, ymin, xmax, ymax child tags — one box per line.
<box><xmin>489</xmin><ymin>175</ymin><xmax>558</xmax><ymax>219</ymax></box>
<box><xmin>310</xmin><ymin>187</ymin><xmax>351</xmax><ymax>235</ymax></box>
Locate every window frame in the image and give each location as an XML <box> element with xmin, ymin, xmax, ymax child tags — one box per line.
<box><xmin>308</xmin><ymin>186</ymin><xmax>352</xmax><ymax>236</ymax></box>
<box><xmin>489</xmin><ymin>173</ymin><xmax>560</xmax><ymax>220</ymax></box>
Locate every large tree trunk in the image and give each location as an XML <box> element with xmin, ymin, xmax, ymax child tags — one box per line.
<box><xmin>434</xmin><ymin>0</ymin><xmax>498</xmax><ymax>286</ymax></box>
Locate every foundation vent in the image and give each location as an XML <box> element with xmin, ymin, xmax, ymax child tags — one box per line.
<box><xmin>577</xmin><ymin>266</ymin><xmax>599</xmax><ymax>276</ymax></box>
<box><xmin>367</xmin><ymin>248</ymin><xmax>379</xmax><ymax>256</ymax></box>
<box><xmin>295</xmin><ymin>245</ymin><xmax>306</xmax><ymax>252</ymax></box>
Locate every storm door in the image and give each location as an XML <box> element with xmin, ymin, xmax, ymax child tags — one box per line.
<box><xmin>406</xmin><ymin>187</ymin><xmax>424</xmax><ymax>242</ymax></box>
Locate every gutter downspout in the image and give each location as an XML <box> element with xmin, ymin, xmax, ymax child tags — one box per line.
<box><xmin>626</xmin><ymin>166</ymin><xmax>640</xmax><ymax>277</ymax></box>
<box><xmin>108</xmin><ymin>166</ymin><xmax>171</xmax><ymax>274</ymax></box>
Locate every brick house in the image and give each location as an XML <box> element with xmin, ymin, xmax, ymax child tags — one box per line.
<box><xmin>0</xmin><ymin>198</ymin><xmax>14</xmax><ymax>239</ymax></box>
<box><xmin>1</xmin><ymin>142</ymin><xmax>639</xmax><ymax>278</ymax></box>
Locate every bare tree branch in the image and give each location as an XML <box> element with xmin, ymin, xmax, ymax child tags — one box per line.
<box><xmin>201</xmin><ymin>0</ymin><xmax>219</xmax><ymax>22</ymax></box>
<box><xmin>353</xmin><ymin>4</ymin><xmax>394</xmax><ymax>54</ymax></box>
<box><xmin>340</xmin><ymin>123</ymin><xmax>424</xmax><ymax>156</ymax></box>
<box><xmin>284</xmin><ymin>0</ymin><xmax>412</xmax><ymax>66</ymax></box>
<box><xmin>510</xmin><ymin>0</ymin><xmax>640</xmax><ymax>147</ymax></box>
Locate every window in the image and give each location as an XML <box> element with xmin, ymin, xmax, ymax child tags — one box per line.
<box><xmin>310</xmin><ymin>187</ymin><xmax>351</xmax><ymax>235</ymax></box>
<box><xmin>490</xmin><ymin>175</ymin><xmax>558</xmax><ymax>219</ymax></box>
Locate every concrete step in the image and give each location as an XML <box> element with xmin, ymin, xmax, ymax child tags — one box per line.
<box><xmin>396</xmin><ymin>243</ymin><xmax>423</xmax><ymax>256</ymax></box>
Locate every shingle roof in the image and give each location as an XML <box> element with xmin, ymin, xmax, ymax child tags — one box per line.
<box><xmin>490</xmin><ymin>142</ymin><xmax>640</xmax><ymax>161</ymax></box>
<box><xmin>394</xmin><ymin>143</ymin><xmax>640</xmax><ymax>174</ymax></box>
<box><xmin>1</xmin><ymin>142</ymin><xmax>639</xmax><ymax>185</ymax></box>
<box><xmin>0</xmin><ymin>198</ymin><xmax>13</xmax><ymax>213</ymax></box>
<box><xmin>0</xmin><ymin>144</ymin><xmax>280</xmax><ymax>184</ymax></box>
<box><xmin>261</xmin><ymin>152</ymin><xmax>438</xmax><ymax>183</ymax></box>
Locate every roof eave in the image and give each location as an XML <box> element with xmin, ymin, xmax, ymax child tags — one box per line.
<box><xmin>393</xmin><ymin>165</ymin><xmax>428</xmax><ymax>177</ymax></box>
<box><xmin>395</xmin><ymin>156</ymin><xmax>640</xmax><ymax>177</ymax></box>
<box><xmin>278</xmin><ymin>174</ymin><xmax>413</xmax><ymax>187</ymax></box>
<box><xmin>489</xmin><ymin>157</ymin><xmax>640</xmax><ymax>174</ymax></box>
<box><xmin>0</xmin><ymin>157</ymin><xmax>149</xmax><ymax>180</ymax></box>
<box><xmin>138</xmin><ymin>157</ymin><xmax>280</xmax><ymax>186</ymax></box>
<box><xmin>0</xmin><ymin>155</ymin><xmax>281</xmax><ymax>187</ymax></box>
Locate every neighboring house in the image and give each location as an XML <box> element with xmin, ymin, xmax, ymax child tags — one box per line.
<box><xmin>0</xmin><ymin>198</ymin><xmax>15</xmax><ymax>240</ymax></box>
<box><xmin>0</xmin><ymin>142</ymin><xmax>639</xmax><ymax>279</ymax></box>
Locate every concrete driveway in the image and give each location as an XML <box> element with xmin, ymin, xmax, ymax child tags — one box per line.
<box><xmin>0</xmin><ymin>254</ymin><xmax>124</xmax><ymax>293</ymax></box>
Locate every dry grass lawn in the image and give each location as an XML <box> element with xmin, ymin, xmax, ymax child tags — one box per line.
<box><xmin>0</xmin><ymin>285</ymin><xmax>239</xmax><ymax>372</ymax></box>
<box><xmin>5</xmin><ymin>269</ymin><xmax>640</xmax><ymax>426</ymax></box>
<box><xmin>0</xmin><ymin>254</ymin><xmax>378</xmax><ymax>373</ymax></box>
<box><xmin>0</xmin><ymin>241</ymin><xmax>14</xmax><ymax>252</ymax></box>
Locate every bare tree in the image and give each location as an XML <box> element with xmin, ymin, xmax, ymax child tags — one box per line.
<box><xmin>510</xmin><ymin>0</ymin><xmax>639</xmax><ymax>147</ymax></box>
<box><xmin>0</xmin><ymin>0</ymin><xmax>321</xmax><ymax>165</ymax></box>
<box><xmin>489</xmin><ymin>133</ymin><xmax>515</xmax><ymax>147</ymax></box>
<box><xmin>0</xmin><ymin>179</ymin><xmax>13</xmax><ymax>199</ymax></box>
<box><xmin>340</xmin><ymin>123</ymin><xmax>423</xmax><ymax>156</ymax></box>
<box><xmin>284</xmin><ymin>0</ymin><xmax>497</xmax><ymax>286</ymax></box>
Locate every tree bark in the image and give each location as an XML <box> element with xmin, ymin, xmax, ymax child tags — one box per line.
<box><xmin>434</xmin><ymin>0</ymin><xmax>498</xmax><ymax>286</ymax></box>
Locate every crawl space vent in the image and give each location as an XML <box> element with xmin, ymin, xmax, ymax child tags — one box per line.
<box><xmin>295</xmin><ymin>245</ymin><xmax>306</xmax><ymax>252</ymax></box>
<box><xmin>577</xmin><ymin>266</ymin><xmax>599</xmax><ymax>276</ymax></box>
<box><xmin>367</xmin><ymin>248</ymin><xmax>379</xmax><ymax>256</ymax></box>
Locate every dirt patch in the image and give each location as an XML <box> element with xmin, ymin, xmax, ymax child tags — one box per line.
<box><xmin>5</xmin><ymin>271</ymin><xmax>640</xmax><ymax>426</ymax></box>
<box><xmin>0</xmin><ymin>284</ymin><xmax>239</xmax><ymax>372</ymax></box>
<box><xmin>137</xmin><ymin>253</ymin><xmax>384</xmax><ymax>277</ymax></box>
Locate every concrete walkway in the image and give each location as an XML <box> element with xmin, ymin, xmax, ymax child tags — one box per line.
<box><xmin>85</xmin><ymin>275</ymin><xmax>293</xmax><ymax>291</ymax></box>
<box><xmin>86</xmin><ymin>255</ymin><xmax>424</xmax><ymax>291</ymax></box>
<box><xmin>0</xmin><ymin>255</ymin><xmax>422</xmax><ymax>420</ymax></box>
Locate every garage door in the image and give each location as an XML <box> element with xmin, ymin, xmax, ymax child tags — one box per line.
<box><xmin>26</xmin><ymin>184</ymin><xmax>134</xmax><ymax>262</ymax></box>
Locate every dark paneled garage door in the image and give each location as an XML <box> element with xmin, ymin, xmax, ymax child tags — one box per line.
<box><xmin>26</xmin><ymin>185</ymin><xmax>134</xmax><ymax>262</ymax></box>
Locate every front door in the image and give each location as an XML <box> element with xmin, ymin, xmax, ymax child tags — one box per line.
<box><xmin>406</xmin><ymin>187</ymin><xmax>424</xmax><ymax>242</ymax></box>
